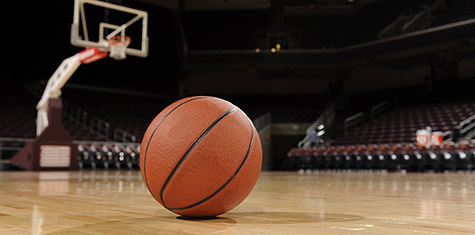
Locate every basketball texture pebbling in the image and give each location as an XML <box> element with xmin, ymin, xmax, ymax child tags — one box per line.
<box><xmin>140</xmin><ymin>96</ymin><xmax>262</xmax><ymax>218</ymax></box>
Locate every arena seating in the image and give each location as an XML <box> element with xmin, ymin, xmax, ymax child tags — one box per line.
<box><xmin>0</xmin><ymin>106</ymin><xmax>105</xmax><ymax>141</ymax></box>
<box><xmin>284</xmin><ymin>140</ymin><xmax>475</xmax><ymax>172</ymax></box>
<box><xmin>0</xmin><ymin>84</ymin><xmax>113</xmax><ymax>170</ymax></box>
<box><xmin>285</xmin><ymin>83</ymin><xmax>475</xmax><ymax>172</ymax></box>
<box><xmin>62</xmin><ymin>91</ymin><xmax>327</xmax><ymax>143</ymax></box>
<box><xmin>61</xmin><ymin>88</ymin><xmax>167</xmax><ymax>141</ymax></box>
<box><xmin>63</xmin><ymin>118</ymin><xmax>107</xmax><ymax>141</ymax></box>
<box><xmin>333</xmin><ymin>100</ymin><xmax>475</xmax><ymax>145</ymax></box>
<box><xmin>0</xmin><ymin>84</ymin><xmax>37</xmax><ymax>139</ymax></box>
<box><xmin>0</xmin><ymin>84</ymin><xmax>110</xmax><ymax>141</ymax></box>
<box><xmin>77</xmin><ymin>142</ymin><xmax>140</xmax><ymax>170</ymax></box>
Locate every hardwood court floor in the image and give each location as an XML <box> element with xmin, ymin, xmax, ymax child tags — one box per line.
<box><xmin>0</xmin><ymin>170</ymin><xmax>474</xmax><ymax>234</ymax></box>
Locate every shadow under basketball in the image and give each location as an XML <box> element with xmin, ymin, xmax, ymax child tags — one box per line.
<box><xmin>172</xmin><ymin>210</ymin><xmax>363</xmax><ymax>225</ymax></box>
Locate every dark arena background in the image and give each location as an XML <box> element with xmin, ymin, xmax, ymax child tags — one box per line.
<box><xmin>1</xmin><ymin>0</ymin><xmax>475</xmax><ymax>234</ymax></box>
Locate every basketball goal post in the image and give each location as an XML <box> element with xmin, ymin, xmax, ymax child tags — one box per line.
<box><xmin>11</xmin><ymin>0</ymin><xmax>148</xmax><ymax>171</ymax></box>
<box><xmin>37</xmin><ymin>0</ymin><xmax>148</xmax><ymax>136</ymax></box>
<box><xmin>36</xmin><ymin>48</ymin><xmax>106</xmax><ymax>135</ymax></box>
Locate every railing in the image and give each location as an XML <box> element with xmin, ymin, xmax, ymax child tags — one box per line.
<box><xmin>458</xmin><ymin>114</ymin><xmax>475</xmax><ymax>137</ymax></box>
<box><xmin>442</xmin><ymin>130</ymin><xmax>453</xmax><ymax>144</ymax></box>
<box><xmin>344</xmin><ymin>112</ymin><xmax>365</xmax><ymax>134</ymax></box>
<box><xmin>401</xmin><ymin>0</ymin><xmax>444</xmax><ymax>34</ymax></box>
<box><xmin>298</xmin><ymin>102</ymin><xmax>336</xmax><ymax>148</ymax></box>
<box><xmin>65</xmin><ymin>99</ymin><xmax>142</xmax><ymax>142</ymax></box>
<box><xmin>90</xmin><ymin>117</ymin><xmax>110</xmax><ymax>140</ymax></box>
<box><xmin>114</xmin><ymin>128</ymin><xmax>137</xmax><ymax>143</ymax></box>
<box><xmin>67</xmin><ymin>106</ymin><xmax>88</xmax><ymax>127</ymax></box>
<box><xmin>0</xmin><ymin>137</ymin><xmax>33</xmax><ymax>168</ymax></box>
<box><xmin>378</xmin><ymin>13</ymin><xmax>413</xmax><ymax>38</ymax></box>
<box><xmin>343</xmin><ymin>101</ymin><xmax>391</xmax><ymax>134</ymax></box>
<box><xmin>370</xmin><ymin>101</ymin><xmax>389</xmax><ymax>120</ymax></box>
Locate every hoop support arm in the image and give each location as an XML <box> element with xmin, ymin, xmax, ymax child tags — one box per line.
<box><xmin>36</xmin><ymin>47</ymin><xmax>107</xmax><ymax>136</ymax></box>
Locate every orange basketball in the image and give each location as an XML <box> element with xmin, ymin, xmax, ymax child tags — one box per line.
<box><xmin>140</xmin><ymin>96</ymin><xmax>262</xmax><ymax>218</ymax></box>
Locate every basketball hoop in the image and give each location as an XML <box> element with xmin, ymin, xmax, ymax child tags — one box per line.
<box><xmin>108</xmin><ymin>35</ymin><xmax>131</xmax><ymax>60</ymax></box>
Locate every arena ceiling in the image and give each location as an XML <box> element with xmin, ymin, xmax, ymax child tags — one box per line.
<box><xmin>136</xmin><ymin>0</ymin><xmax>384</xmax><ymax>13</ymax></box>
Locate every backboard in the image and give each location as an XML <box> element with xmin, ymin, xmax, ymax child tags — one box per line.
<box><xmin>71</xmin><ymin>0</ymin><xmax>149</xmax><ymax>58</ymax></box>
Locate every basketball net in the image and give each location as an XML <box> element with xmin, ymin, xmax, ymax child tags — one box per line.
<box><xmin>108</xmin><ymin>35</ymin><xmax>131</xmax><ymax>60</ymax></box>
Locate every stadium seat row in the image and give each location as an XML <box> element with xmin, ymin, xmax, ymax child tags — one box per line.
<box><xmin>334</xmin><ymin>100</ymin><xmax>475</xmax><ymax>145</ymax></box>
<box><xmin>284</xmin><ymin>141</ymin><xmax>475</xmax><ymax>172</ymax></box>
<box><xmin>77</xmin><ymin>143</ymin><xmax>140</xmax><ymax>170</ymax></box>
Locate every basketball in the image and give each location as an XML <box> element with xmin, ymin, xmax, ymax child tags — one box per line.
<box><xmin>140</xmin><ymin>96</ymin><xmax>262</xmax><ymax>218</ymax></box>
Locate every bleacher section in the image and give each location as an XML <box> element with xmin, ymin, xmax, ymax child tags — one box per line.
<box><xmin>61</xmin><ymin>88</ymin><xmax>168</xmax><ymax>141</ymax></box>
<box><xmin>334</xmin><ymin>100</ymin><xmax>475</xmax><ymax>145</ymax></box>
<box><xmin>0</xmin><ymin>85</ymin><xmax>36</xmax><ymax>139</ymax></box>
<box><xmin>64</xmin><ymin>118</ymin><xmax>106</xmax><ymax>141</ymax></box>
<box><xmin>2</xmin><ymin>83</ymin><xmax>325</xmax><ymax>143</ymax></box>
<box><xmin>0</xmin><ymin>85</ymin><xmax>106</xmax><ymax>141</ymax></box>
<box><xmin>286</xmin><ymin>78</ymin><xmax>475</xmax><ymax>172</ymax></box>
<box><xmin>284</xmin><ymin>141</ymin><xmax>475</xmax><ymax>172</ymax></box>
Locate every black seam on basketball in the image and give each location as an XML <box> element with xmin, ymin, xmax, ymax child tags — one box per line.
<box><xmin>165</xmin><ymin>114</ymin><xmax>255</xmax><ymax>211</ymax></box>
<box><xmin>160</xmin><ymin>106</ymin><xmax>240</xmax><ymax>210</ymax></box>
<box><xmin>143</xmin><ymin>96</ymin><xmax>208</xmax><ymax>196</ymax></box>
